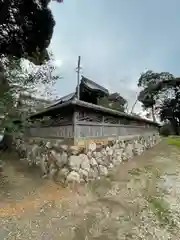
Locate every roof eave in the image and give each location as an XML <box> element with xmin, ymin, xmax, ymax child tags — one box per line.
<box><xmin>29</xmin><ymin>99</ymin><xmax>160</xmax><ymax>126</ymax></box>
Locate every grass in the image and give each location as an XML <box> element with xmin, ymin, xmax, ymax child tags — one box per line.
<box><xmin>167</xmin><ymin>136</ymin><xmax>180</xmax><ymax>148</ymax></box>
<box><xmin>128</xmin><ymin>165</ymin><xmax>158</xmax><ymax>177</ymax></box>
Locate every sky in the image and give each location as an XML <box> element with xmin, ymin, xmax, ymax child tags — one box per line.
<box><xmin>48</xmin><ymin>0</ymin><xmax>180</xmax><ymax>115</ymax></box>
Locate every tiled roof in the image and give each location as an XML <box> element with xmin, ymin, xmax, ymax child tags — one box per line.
<box><xmin>81</xmin><ymin>76</ymin><xmax>109</xmax><ymax>95</ymax></box>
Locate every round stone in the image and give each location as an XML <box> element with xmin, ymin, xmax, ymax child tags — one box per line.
<box><xmin>79</xmin><ymin>168</ymin><xmax>89</xmax><ymax>181</ymax></box>
<box><xmin>80</xmin><ymin>154</ymin><xmax>90</xmax><ymax>172</ymax></box>
<box><xmin>99</xmin><ymin>165</ymin><xmax>108</xmax><ymax>176</ymax></box>
<box><xmin>66</xmin><ymin>171</ymin><xmax>80</xmax><ymax>183</ymax></box>
<box><xmin>68</xmin><ymin>155</ymin><xmax>83</xmax><ymax>171</ymax></box>
<box><xmin>56</xmin><ymin>167</ymin><xmax>69</xmax><ymax>182</ymax></box>
<box><xmin>89</xmin><ymin>142</ymin><xmax>96</xmax><ymax>152</ymax></box>
<box><xmin>89</xmin><ymin>157</ymin><xmax>98</xmax><ymax>167</ymax></box>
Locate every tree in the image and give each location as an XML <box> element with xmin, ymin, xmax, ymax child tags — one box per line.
<box><xmin>137</xmin><ymin>70</ymin><xmax>180</xmax><ymax>135</ymax></box>
<box><xmin>0</xmin><ymin>0</ymin><xmax>63</xmax><ymax>120</ymax></box>
<box><xmin>137</xmin><ymin>70</ymin><xmax>174</xmax><ymax>122</ymax></box>
<box><xmin>130</xmin><ymin>98</ymin><xmax>138</xmax><ymax>114</ymax></box>
<box><xmin>98</xmin><ymin>92</ymin><xmax>128</xmax><ymax>112</ymax></box>
<box><xmin>0</xmin><ymin>55</ymin><xmax>59</xmax><ymax>150</ymax></box>
<box><xmin>0</xmin><ymin>0</ymin><xmax>62</xmax><ymax>64</ymax></box>
<box><xmin>0</xmin><ymin>0</ymin><xmax>62</xmax><ymax>116</ymax></box>
<box><xmin>158</xmin><ymin>81</ymin><xmax>180</xmax><ymax>135</ymax></box>
<box><xmin>0</xmin><ymin>0</ymin><xmax>62</xmax><ymax>173</ymax></box>
<box><xmin>159</xmin><ymin>122</ymin><xmax>172</xmax><ymax>136</ymax></box>
<box><xmin>159</xmin><ymin>98</ymin><xmax>179</xmax><ymax>135</ymax></box>
<box><xmin>0</xmin><ymin>0</ymin><xmax>62</xmax><ymax>135</ymax></box>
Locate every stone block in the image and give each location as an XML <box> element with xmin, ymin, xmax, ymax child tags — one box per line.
<box><xmin>68</xmin><ymin>155</ymin><xmax>83</xmax><ymax>171</ymax></box>
<box><xmin>66</xmin><ymin>171</ymin><xmax>80</xmax><ymax>183</ymax></box>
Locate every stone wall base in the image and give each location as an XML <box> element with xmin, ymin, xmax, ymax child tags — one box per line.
<box><xmin>15</xmin><ymin>133</ymin><xmax>161</xmax><ymax>183</ymax></box>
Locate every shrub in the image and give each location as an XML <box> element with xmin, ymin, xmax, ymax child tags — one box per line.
<box><xmin>160</xmin><ymin>124</ymin><xmax>172</xmax><ymax>136</ymax></box>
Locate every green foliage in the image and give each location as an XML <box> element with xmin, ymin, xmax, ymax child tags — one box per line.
<box><xmin>137</xmin><ymin>70</ymin><xmax>180</xmax><ymax>132</ymax></box>
<box><xmin>138</xmin><ymin>70</ymin><xmax>174</xmax><ymax>88</ymax></box>
<box><xmin>138</xmin><ymin>71</ymin><xmax>173</xmax><ymax>108</ymax></box>
<box><xmin>137</xmin><ymin>70</ymin><xmax>175</xmax><ymax>121</ymax></box>
<box><xmin>0</xmin><ymin>55</ymin><xmax>59</xmax><ymax>140</ymax></box>
<box><xmin>0</xmin><ymin>0</ymin><xmax>57</xmax><ymax>65</ymax></box>
<box><xmin>138</xmin><ymin>88</ymin><xmax>156</xmax><ymax>108</ymax></box>
<box><xmin>159</xmin><ymin>123</ymin><xmax>172</xmax><ymax>137</ymax></box>
<box><xmin>146</xmin><ymin>195</ymin><xmax>175</xmax><ymax>228</ymax></box>
<box><xmin>158</xmin><ymin>87</ymin><xmax>180</xmax><ymax>135</ymax></box>
<box><xmin>98</xmin><ymin>92</ymin><xmax>127</xmax><ymax>112</ymax></box>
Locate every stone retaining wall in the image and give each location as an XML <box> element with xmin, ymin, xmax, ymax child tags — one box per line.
<box><xmin>15</xmin><ymin>133</ymin><xmax>161</xmax><ymax>184</ymax></box>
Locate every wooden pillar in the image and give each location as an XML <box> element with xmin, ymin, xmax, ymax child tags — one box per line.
<box><xmin>73</xmin><ymin>108</ymin><xmax>78</xmax><ymax>145</ymax></box>
<box><xmin>101</xmin><ymin>115</ymin><xmax>104</xmax><ymax>137</ymax></box>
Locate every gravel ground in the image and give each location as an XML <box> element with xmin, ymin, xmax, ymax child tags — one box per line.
<box><xmin>0</xmin><ymin>141</ymin><xmax>180</xmax><ymax>239</ymax></box>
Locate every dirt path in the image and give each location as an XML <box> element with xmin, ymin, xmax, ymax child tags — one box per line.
<box><xmin>1</xmin><ymin>141</ymin><xmax>180</xmax><ymax>239</ymax></box>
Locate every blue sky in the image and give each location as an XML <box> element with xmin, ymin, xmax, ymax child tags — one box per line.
<box><xmin>49</xmin><ymin>0</ymin><xmax>180</xmax><ymax>113</ymax></box>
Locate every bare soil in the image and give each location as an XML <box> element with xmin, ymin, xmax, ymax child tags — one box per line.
<box><xmin>0</xmin><ymin>141</ymin><xmax>180</xmax><ymax>239</ymax></box>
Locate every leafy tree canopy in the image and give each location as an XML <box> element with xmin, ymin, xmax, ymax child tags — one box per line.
<box><xmin>137</xmin><ymin>70</ymin><xmax>174</xmax><ymax>121</ymax></box>
<box><xmin>0</xmin><ymin>0</ymin><xmax>61</xmax><ymax>64</ymax></box>
<box><xmin>98</xmin><ymin>92</ymin><xmax>127</xmax><ymax>112</ymax></box>
<box><xmin>137</xmin><ymin>69</ymin><xmax>180</xmax><ymax>134</ymax></box>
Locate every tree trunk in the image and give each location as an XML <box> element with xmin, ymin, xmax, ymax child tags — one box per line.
<box><xmin>171</xmin><ymin>119</ymin><xmax>179</xmax><ymax>135</ymax></box>
<box><xmin>130</xmin><ymin>98</ymin><xmax>138</xmax><ymax>114</ymax></box>
<box><xmin>151</xmin><ymin>106</ymin><xmax>156</xmax><ymax>122</ymax></box>
<box><xmin>0</xmin><ymin>62</ymin><xmax>14</xmax><ymax>151</ymax></box>
<box><xmin>0</xmin><ymin>127</ymin><xmax>13</xmax><ymax>153</ymax></box>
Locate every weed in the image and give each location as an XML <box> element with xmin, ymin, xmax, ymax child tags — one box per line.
<box><xmin>146</xmin><ymin>195</ymin><xmax>176</xmax><ymax>230</ymax></box>
<box><xmin>143</xmin><ymin>165</ymin><xmax>153</xmax><ymax>172</ymax></box>
<box><xmin>88</xmin><ymin>178</ymin><xmax>112</xmax><ymax>196</ymax></box>
<box><xmin>147</xmin><ymin>166</ymin><xmax>161</xmax><ymax>179</ymax></box>
<box><xmin>106</xmin><ymin>171</ymin><xmax>118</xmax><ymax>181</ymax></box>
<box><xmin>128</xmin><ymin>165</ymin><xmax>157</xmax><ymax>177</ymax></box>
<box><xmin>128</xmin><ymin>168</ymin><xmax>142</xmax><ymax>176</ymax></box>
<box><xmin>72</xmin><ymin>213</ymin><xmax>97</xmax><ymax>240</ymax></box>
